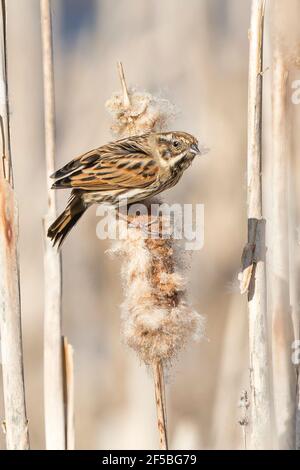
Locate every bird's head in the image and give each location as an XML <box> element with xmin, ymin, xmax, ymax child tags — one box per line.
<box><xmin>154</xmin><ymin>131</ymin><xmax>204</xmax><ymax>168</ymax></box>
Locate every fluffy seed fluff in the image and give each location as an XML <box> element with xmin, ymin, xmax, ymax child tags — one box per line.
<box><xmin>109</xmin><ymin>211</ymin><xmax>205</xmax><ymax>365</ymax></box>
<box><xmin>106</xmin><ymin>82</ymin><xmax>204</xmax><ymax>365</ymax></box>
<box><xmin>105</xmin><ymin>88</ymin><xmax>177</xmax><ymax>137</ymax></box>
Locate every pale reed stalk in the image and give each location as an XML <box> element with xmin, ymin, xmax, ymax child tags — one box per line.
<box><xmin>240</xmin><ymin>0</ymin><xmax>272</xmax><ymax>449</ymax></box>
<box><xmin>0</xmin><ymin>0</ymin><xmax>29</xmax><ymax>450</ymax></box>
<box><xmin>64</xmin><ymin>337</ymin><xmax>75</xmax><ymax>450</ymax></box>
<box><xmin>40</xmin><ymin>0</ymin><xmax>65</xmax><ymax>449</ymax></box>
<box><xmin>270</xmin><ymin>2</ymin><xmax>297</xmax><ymax>445</ymax></box>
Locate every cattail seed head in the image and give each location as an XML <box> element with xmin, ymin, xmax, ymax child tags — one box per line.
<box><xmin>106</xmin><ymin>72</ymin><xmax>204</xmax><ymax>366</ymax></box>
<box><xmin>109</xmin><ymin>209</ymin><xmax>204</xmax><ymax>365</ymax></box>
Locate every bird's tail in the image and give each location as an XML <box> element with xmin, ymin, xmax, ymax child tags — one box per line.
<box><xmin>47</xmin><ymin>191</ymin><xmax>87</xmax><ymax>248</ymax></box>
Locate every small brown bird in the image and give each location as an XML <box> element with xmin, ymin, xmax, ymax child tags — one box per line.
<box><xmin>48</xmin><ymin>131</ymin><xmax>202</xmax><ymax>247</ymax></box>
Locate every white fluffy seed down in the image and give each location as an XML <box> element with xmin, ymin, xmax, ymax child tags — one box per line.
<box><xmin>105</xmin><ymin>88</ymin><xmax>177</xmax><ymax>137</ymax></box>
<box><xmin>109</xmin><ymin>213</ymin><xmax>205</xmax><ymax>365</ymax></box>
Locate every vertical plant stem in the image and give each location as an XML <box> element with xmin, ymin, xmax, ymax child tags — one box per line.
<box><xmin>288</xmin><ymin>66</ymin><xmax>300</xmax><ymax>452</ymax></box>
<box><xmin>0</xmin><ymin>0</ymin><xmax>29</xmax><ymax>450</ymax></box>
<box><xmin>290</xmin><ymin>63</ymin><xmax>300</xmax><ymax>454</ymax></box>
<box><xmin>271</xmin><ymin>46</ymin><xmax>296</xmax><ymax>450</ymax></box>
<box><xmin>246</xmin><ymin>0</ymin><xmax>271</xmax><ymax>449</ymax></box>
<box><xmin>116</xmin><ymin>63</ymin><xmax>169</xmax><ymax>450</ymax></box>
<box><xmin>117</xmin><ymin>61</ymin><xmax>130</xmax><ymax>108</ymax></box>
<box><xmin>40</xmin><ymin>0</ymin><xmax>65</xmax><ymax>449</ymax></box>
<box><xmin>152</xmin><ymin>361</ymin><xmax>168</xmax><ymax>450</ymax></box>
<box><xmin>63</xmin><ymin>337</ymin><xmax>75</xmax><ymax>450</ymax></box>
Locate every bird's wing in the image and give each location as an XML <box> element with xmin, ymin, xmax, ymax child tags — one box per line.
<box><xmin>51</xmin><ymin>140</ymin><xmax>159</xmax><ymax>191</ymax></box>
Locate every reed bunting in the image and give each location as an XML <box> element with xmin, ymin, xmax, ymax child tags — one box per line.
<box><xmin>48</xmin><ymin>131</ymin><xmax>202</xmax><ymax>247</ymax></box>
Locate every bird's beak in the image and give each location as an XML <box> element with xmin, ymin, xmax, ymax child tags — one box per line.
<box><xmin>191</xmin><ymin>142</ymin><xmax>210</xmax><ymax>156</ymax></box>
<box><xmin>190</xmin><ymin>143</ymin><xmax>201</xmax><ymax>155</ymax></box>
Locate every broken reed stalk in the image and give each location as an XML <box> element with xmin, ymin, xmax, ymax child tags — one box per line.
<box><xmin>241</xmin><ymin>0</ymin><xmax>272</xmax><ymax>449</ymax></box>
<box><xmin>40</xmin><ymin>0</ymin><xmax>65</xmax><ymax>449</ymax></box>
<box><xmin>0</xmin><ymin>0</ymin><xmax>29</xmax><ymax>450</ymax></box>
<box><xmin>106</xmin><ymin>63</ymin><xmax>204</xmax><ymax>450</ymax></box>
<box><xmin>117</xmin><ymin>61</ymin><xmax>130</xmax><ymax>108</ymax></box>
<box><xmin>270</xmin><ymin>4</ymin><xmax>297</xmax><ymax>447</ymax></box>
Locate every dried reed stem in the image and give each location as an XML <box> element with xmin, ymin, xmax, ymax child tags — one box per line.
<box><xmin>238</xmin><ymin>390</ymin><xmax>250</xmax><ymax>450</ymax></box>
<box><xmin>242</xmin><ymin>0</ymin><xmax>272</xmax><ymax>449</ymax></box>
<box><xmin>270</xmin><ymin>13</ymin><xmax>297</xmax><ymax>447</ymax></box>
<box><xmin>40</xmin><ymin>0</ymin><xmax>65</xmax><ymax>449</ymax></box>
<box><xmin>0</xmin><ymin>0</ymin><xmax>29</xmax><ymax>450</ymax></box>
<box><xmin>63</xmin><ymin>337</ymin><xmax>75</xmax><ymax>450</ymax></box>
<box><xmin>152</xmin><ymin>361</ymin><xmax>168</xmax><ymax>450</ymax></box>
<box><xmin>289</xmin><ymin>102</ymin><xmax>300</xmax><ymax>450</ymax></box>
<box><xmin>117</xmin><ymin>61</ymin><xmax>130</xmax><ymax>108</ymax></box>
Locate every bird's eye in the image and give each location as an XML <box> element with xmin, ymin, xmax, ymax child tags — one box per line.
<box><xmin>173</xmin><ymin>140</ymin><xmax>181</xmax><ymax>148</ymax></box>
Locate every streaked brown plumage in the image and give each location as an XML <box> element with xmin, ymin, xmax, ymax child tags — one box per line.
<box><xmin>48</xmin><ymin>131</ymin><xmax>201</xmax><ymax>247</ymax></box>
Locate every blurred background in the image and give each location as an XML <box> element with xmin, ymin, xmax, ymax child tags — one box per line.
<box><xmin>0</xmin><ymin>0</ymin><xmax>254</xmax><ymax>449</ymax></box>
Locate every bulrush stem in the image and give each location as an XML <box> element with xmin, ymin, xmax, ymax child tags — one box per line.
<box><xmin>108</xmin><ymin>63</ymin><xmax>204</xmax><ymax>450</ymax></box>
<box><xmin>117</xmin><ymin>63</ymin><xmax>169</xmax><ymax>450</ymax></box>
<box><xmin>152</xmin><ymin>361</ymin><xmax>168</xmax><ymax>450</ymax></box>
<box><xmin>117</xmin><ymin>61</ymin><xmax>131</xmax><ymax>108</ymax></box>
